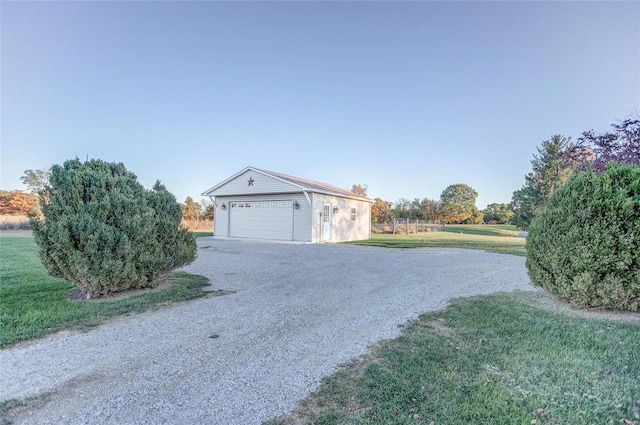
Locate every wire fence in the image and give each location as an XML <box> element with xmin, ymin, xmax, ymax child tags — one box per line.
<box><xmin>372</xmin><ymin>219</ymin><xmax>445</xmax><ymax>234</ymax></box>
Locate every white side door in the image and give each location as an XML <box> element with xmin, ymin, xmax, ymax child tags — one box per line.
<box><xmin>322</xmin><ymin>203</ymin><xmax>332</xmax><ymax>241</ymax></box>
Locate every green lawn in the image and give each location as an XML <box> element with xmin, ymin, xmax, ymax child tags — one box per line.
<box><xmin>350</xmin><ymin>225</ymin><xmax>526</xmax><ymax>256</ymax></box>
<box><xmin>0</xmin><ymin>231</ymin><xmax>211</xmax><ymax>348</ymax></box>
<box><xmin>267</xmin><ymin>291</ymin><xmax>640</xmax><ymax>425</ymax></box>
<box><xmin>191</xmin><ymin>231</ymin><xmax>213</xmax><ymax>239</ymax></box>
<box><xmin>443</xmin><ymin>224</ymin><xmax>522</xmax><ymax>237</ymax></box>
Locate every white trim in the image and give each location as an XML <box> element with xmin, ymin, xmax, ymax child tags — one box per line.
<box><xmin>202</xmin><ymin>166</ymin><xmax>305</xmax><ymax>196</ymax></box>
<box><xmin>202</xmin><ymin>166</ymin><xmax>374</xmax><ymax>203</ymax></box>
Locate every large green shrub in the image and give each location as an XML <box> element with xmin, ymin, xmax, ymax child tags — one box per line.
<box><xmin>30</xmin><ymin>158</ymin><xmax>196</xmax><ymax>298</ymax></box>
<box><xmin>526</xmin><ymin>163</ymin><xmax>640</xmax><ymax>310</ymax></box>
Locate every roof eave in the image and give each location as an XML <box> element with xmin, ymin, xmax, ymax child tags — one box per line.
<box><xmin>201</xmin><ymin>166</ymin><xmax>374</xmax><ymax>202</ymax></box>
<box><xmin>305</xmin><ymin>189</ymin><xmax>374</xmax><ymax>203</ymax></box>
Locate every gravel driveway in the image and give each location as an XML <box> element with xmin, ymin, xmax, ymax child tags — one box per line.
<box><xmin>1</xmin><ymin>238</ymin><xmax>533</xmax><ymax>424</ymax></box>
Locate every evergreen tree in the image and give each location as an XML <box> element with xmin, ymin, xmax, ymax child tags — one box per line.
<box><xmin>511</xmin><ymin>135</ymin><xmax>590</xmax><ymax>230</ymax></box>
<box><xmin>30</xmin><ymin>158</ymin><xmax>196</xmax><ymax>298</ymax></box>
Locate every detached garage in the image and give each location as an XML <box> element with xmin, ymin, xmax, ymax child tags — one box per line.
<box><xmin>202</xmin><ymin>167</ymin><xmax>373</xmax><ymax>243</ymax></box>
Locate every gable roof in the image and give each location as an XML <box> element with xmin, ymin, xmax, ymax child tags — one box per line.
<box><xmin>202</xmin><ymin>166</ymin><xmax>373</xmax><ymax>202</ymax></box>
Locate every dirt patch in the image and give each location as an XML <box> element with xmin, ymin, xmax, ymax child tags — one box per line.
<box><xmin>423</xmin><ymin>317</ymin><xmax>456</xmax><ymax>337</ymax></box>
<box><xmin>66</xmin><ymin>282</ymin><xmax>235</xmax><ymax>302</ymax></box>
<box><xmin>66</xmin><ymin>288</ymin><xmax>89</xmax><ymax>301</ymax></box>
<box><xmin>529</xmin><ymin>291</ymin><xmax>640</xmax><ymax>325</ymax></box>
<box><xmin>201</xmin><ymin>287</ymin><xmax>236</xmax><ymax>296</ymax></box>
<box><xmin>65</xmin><ymin>278</ymin><xmax>175</xmax><ymax>301</ymax></box>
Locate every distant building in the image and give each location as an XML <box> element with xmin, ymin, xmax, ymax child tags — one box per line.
<box><xmin>202</xmin><ymin>167</ymin><xmax>373</xmax><ymax>243</ymax></box>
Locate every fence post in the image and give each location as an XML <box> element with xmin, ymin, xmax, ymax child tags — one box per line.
<box><xmin>392</xmin><ymin>218</ymin><xmax>396</xmax><ymax>234</ymax></box>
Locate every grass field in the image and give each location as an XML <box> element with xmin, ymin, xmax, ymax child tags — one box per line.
<box><xmin>443</xmin><ymin>224</ymin><xmax>521</xmax><ymax>237</ymax></box>
<box><xmin>267</xmin><ymin>291</ymin><xmax>640</xmax><ymax>425</ymax></box>
<box><xmin>0</xmin><ymin>231</ymin><xmax>211</xmax><ymax>348</ymax></box>
<box><xmin>351</xmin><ymin>224</ymin><xmax>526</xmax><ymax>256</ymax></box>
<box><xmin>191</xmin><ymin>231</ymin><xmax>213</xmax><ymax>238</ymax></box>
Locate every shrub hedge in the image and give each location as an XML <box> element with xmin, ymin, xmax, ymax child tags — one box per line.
<box><xmin>526</xmin><ymin>163</ymin><xmax>640</xmax><ymax>311</ymax></box>
<box><xmin>30</xmin><ymin>158</ymin><xmax>196</xmax><ymax>298</ymax></box>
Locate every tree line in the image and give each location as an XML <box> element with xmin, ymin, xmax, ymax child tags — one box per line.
<box><xmin>9</xmin><ymin>168</ymin><xmax>214</xmax><ymax>223</ymax></box>
<box><xmin>511</xmin><ymin>116</ymin><xmax>640</xmax><ymax>230</ymax></box>
<box><xmin>362</xmin><ymin>116</ymin><xmax>639</xmax><ymax>228</ymax></box>
<box><xmin>363</xmin><ymin>185</ymin><xmax>513</xmax><ymax>225</ymax></box>
<box><xmin>0</xmin><ymin>169</ymin><xmax>50</xmax><ymax>215</ymax></box>
<box><xmin>181</xmin><ymin>196</ymin><xmax>215</xmax><ymax>222</ymax></box>
<box><xmin>0</xmin><ymin>191</ymin><xmax>39</xmax><ymax>215</ymax></box>
<box><xmin>10</xmin><ymin>116</ymin><xmax>638</xmax><ymax>230</ymax></box>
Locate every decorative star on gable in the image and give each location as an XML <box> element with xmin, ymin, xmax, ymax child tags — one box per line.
<box><xmin>247</xmin><ymin>177</ymin><xmax>255</xmax><ymax>186</ymax></box>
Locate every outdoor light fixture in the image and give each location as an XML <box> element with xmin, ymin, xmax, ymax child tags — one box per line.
<box><xmin>333</xmin><ymin>207</ymin><xmax>339</xmax><ymax>213</ymax></box>
<box><xmin>294</xmin><ymin>201</ymin><xmax>300</xmax><ymax>209</ymax></box>
<box><xmin>220</xmin><ymin>203</ymin><xmax>227</xmax><ymax>210</ymax></box>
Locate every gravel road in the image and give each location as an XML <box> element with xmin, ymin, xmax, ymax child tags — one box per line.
<box><xmin>1</xmin><ymin>238</ymin><xmax>533</xmax><ymax>424</ymax></box>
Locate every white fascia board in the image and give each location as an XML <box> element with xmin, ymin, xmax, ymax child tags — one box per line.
<box><xmin>202</xmin><ymin>166</ymin><xmax>308</xmax><ymax>196</ymax></box>
<box><xmin>201</xmin><ymin>166</ymin><xmax>257</xmax><ymax>196</ymax></box>
<box><xmin>202</xmin><ymin>166</ymin><xmax>373</xmax><ymax>203</ymax></box>
<box><xmin>200</xmin><ymin>167</ymin><xmax>251</xmax><ymax>196</ymax></box>
<box><xmin>309</xmin><ymin>190</ymin><xmax>374</xmax><ymax>203</ymax></box>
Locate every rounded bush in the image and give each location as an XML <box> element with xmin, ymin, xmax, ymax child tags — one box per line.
<box><xmin>526</xmin><ymin>163</ymin><xmax>640</xmax><ymax>311</ymax></box>
<box><xmin>30</xmin><ymin>158</ymin><xmax>197</xmax><ymax>298</ymax></box>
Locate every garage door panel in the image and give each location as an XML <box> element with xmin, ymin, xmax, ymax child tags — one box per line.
<box><xmin>229</xmin><ymin>200</ymin><xmax>293</xmax><ymax>240</ymax></box>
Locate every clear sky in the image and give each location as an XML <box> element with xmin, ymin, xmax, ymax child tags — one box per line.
<box><xmin>2</xmin><ymin>1</ymin><xmax>639</xmax><ymax>208</ymax></box>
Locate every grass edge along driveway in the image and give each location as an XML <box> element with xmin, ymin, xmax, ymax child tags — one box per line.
<box><xmin>0</xmin><ymin>231</ymin><xmax>213</xmax><ymax>348</ymax></box>
<box><xmin>266</xmin><ymin>291</ymin><xmax>640</xmax><ymax>425</ymax></box>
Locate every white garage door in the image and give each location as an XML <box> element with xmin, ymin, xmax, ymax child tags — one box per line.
<box><xmin>229</xmin><ymin>200</ymin><xmax>293</xmax><ymax>240</ymax></box>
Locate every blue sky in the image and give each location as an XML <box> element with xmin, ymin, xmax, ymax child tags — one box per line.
<box><xmin>2</xmin><ymin>1</ymin><xmax>639</xmax><ymax>208</ymax></box>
